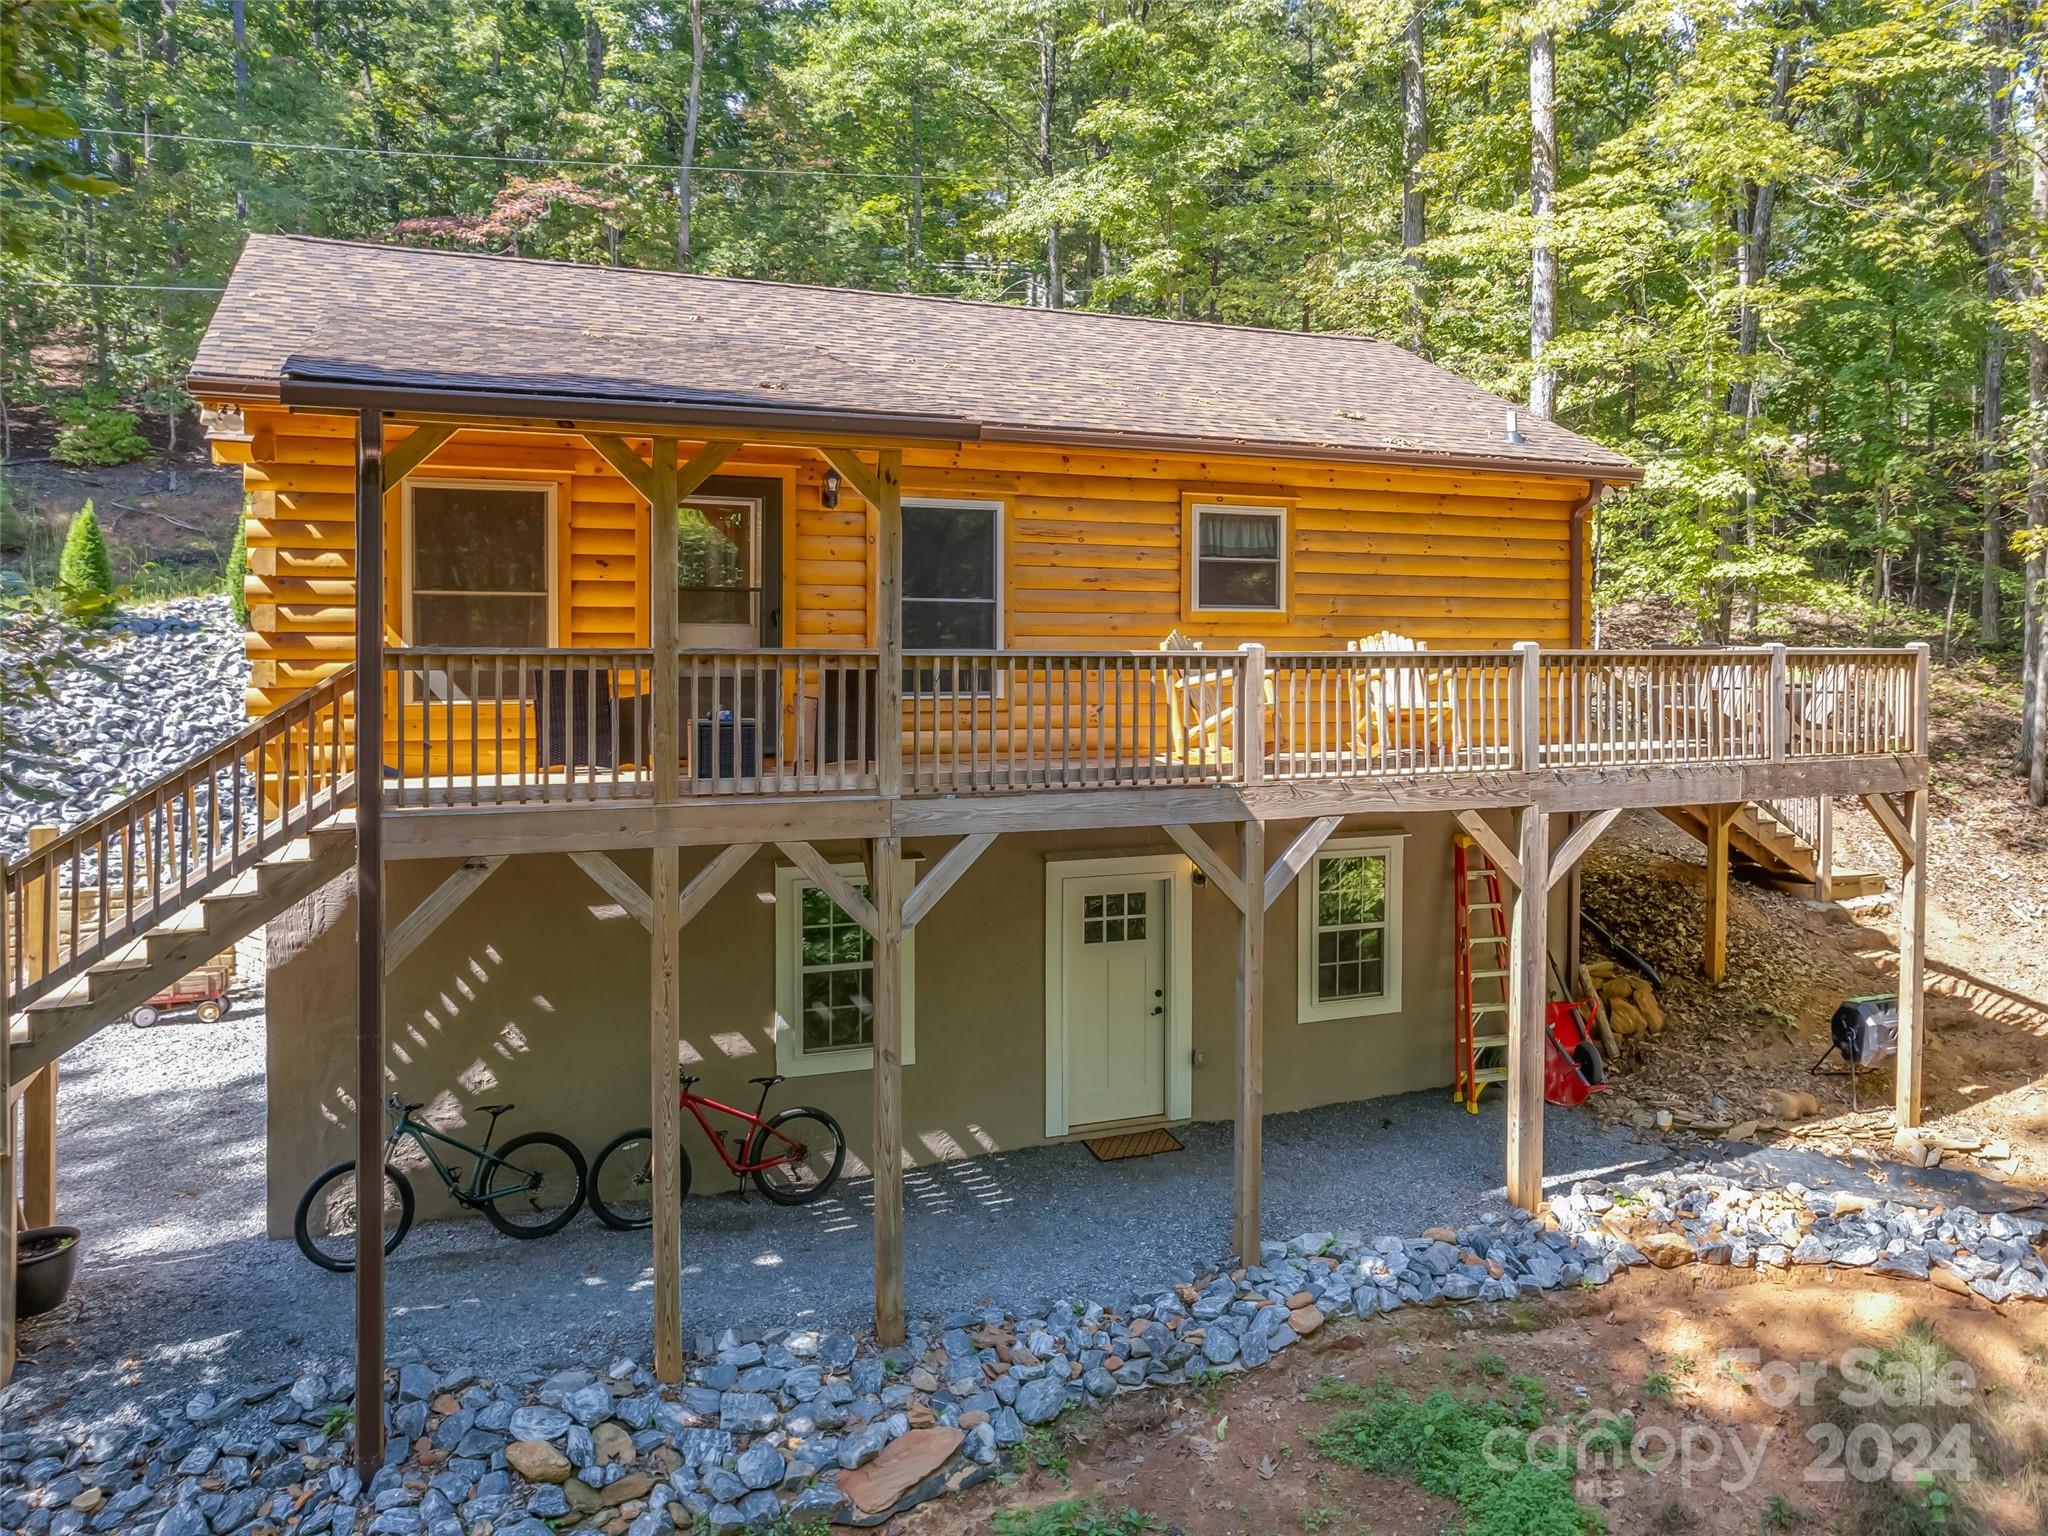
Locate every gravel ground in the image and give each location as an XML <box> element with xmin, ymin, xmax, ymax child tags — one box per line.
<box><xmin>6</xmin><ymin>978</ymin><xmax>1664</xmax><ymax>1430</ymax></box>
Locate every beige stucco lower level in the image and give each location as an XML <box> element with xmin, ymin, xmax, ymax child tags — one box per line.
<box><xmin>263</xmin><ymin>812</ymin><xmax>1572</xmax><ymax>1237</ymax></box>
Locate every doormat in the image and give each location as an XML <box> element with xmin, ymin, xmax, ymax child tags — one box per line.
<box><xmin>1084</xmin><ymin>1128</ymin><xmax>1185</xmax><ymax>1163</ymax></box>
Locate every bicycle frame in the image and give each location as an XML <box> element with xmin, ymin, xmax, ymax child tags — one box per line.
<box><xmin>389</xmin><ymin>1108</ymin><xmax>538</xmax><ymax>1208</ymax></box>
<box><xmin>680</xmin><ymin>1084</ymin><xmax>809</xmax><ymax>1176</ymax></box>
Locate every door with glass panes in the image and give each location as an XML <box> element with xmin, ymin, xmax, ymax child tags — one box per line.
<box><xmin>1060</xmin><ymin>875</ymin><xmax>1170</xmax><ymax>1128</ymax></box>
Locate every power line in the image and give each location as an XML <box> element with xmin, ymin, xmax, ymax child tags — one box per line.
<box><xmin>82</xmin><ymin>127</ymin><xmax>947</xmax><ymax>182</ymax></box>
<box><xmin>10</xmin><ymin>278</ymin><xmax>226</xmax><ymax>292</ymax></box>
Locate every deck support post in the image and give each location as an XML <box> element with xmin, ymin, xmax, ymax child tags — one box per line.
<box><xmin>868</xmin><ymin>836</ymin><xmax>907</xmax><ymax>1345</ymax></box>
<box><xmin>1506</xmin><ymin>804</ymin><xmax>1548</xmax><ymax>1213</ymax></box>
<box><xmin>647</xmin><ymin>437</ymin><xmax>686</xmax><ymax>1384</ymax></box>
<box><xmin>22</xmin><ymin>1065</ymin><xmax>55</xmax><ymax>1229</ymax></box>
<box><xmin>1231</xmin><ymin>817</ymin><xmax>1266</xmax><ymax>1264</ymax></box>
<box><xmin>1702</xmin><ymin>803</ymin><xmax>1736</xmax><ymax>983</ymax></box>
<box><xmin>1896</xmin><ymin>787</ymin><xmax>1928</xmax><ymax>1129</ymax></box>
<box><xmin>352</xmin><ymin>407</ymin><xmax>388</xmax><ymax>1477</ymax></box>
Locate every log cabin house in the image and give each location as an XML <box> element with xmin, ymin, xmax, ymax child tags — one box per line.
<box><xmin>1</xmin><ymin>237</ymin><xmax>1931</xmax><ymax>1464</ymax></box>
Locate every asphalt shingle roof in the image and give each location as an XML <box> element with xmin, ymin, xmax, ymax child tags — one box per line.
<box><xmin>190</xmin><ymin>235</ymin><xmax>1638</xmax><ymax>481</ymax></box>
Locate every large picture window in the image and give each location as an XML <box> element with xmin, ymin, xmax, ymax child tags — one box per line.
<box><xmin>1296</xmin><ymin>835</ymin><xmax>1404</xmax><ymax>1022</ymax></box>
<box><xmin>773</xmin><ymin>860</ymin><xmax>917</xmax><ymax>1077</ymax></box>
<box><xmin>406</xmin><ymin>481</ymin><xmax>553</xmax><ymax>648</ymax></box>
<box><xmin>1187</xmin><ymin>500</ymin><xmax>1287</xmax><ymax>614</ymax></box>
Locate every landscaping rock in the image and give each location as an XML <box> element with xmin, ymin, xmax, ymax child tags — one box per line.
<box><xmin>837</xmin><ymin>1428</ymin><xmax>963</xmax><ymax>1516</ymax></box>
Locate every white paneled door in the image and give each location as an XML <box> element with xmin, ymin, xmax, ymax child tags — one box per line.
<box><xmin>1060</xmin><ymin>875</ymin><xmax>1170</xmax><ymax>1129</ymax></box>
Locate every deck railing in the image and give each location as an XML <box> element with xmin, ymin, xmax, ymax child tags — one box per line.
<box><xmin>4</xmin><ymin>666</ymin><xmax>355</xmax><ymax>1009</ymax></box>
<box><xmin>386</xmin><ymin>647</ymin><xmax>882</xmax><ymax>806</ymax></box>
<box><xmin>374</xmin><ymin>641</ymin><xmax>1927</xmax><ymax>808</ymax></box>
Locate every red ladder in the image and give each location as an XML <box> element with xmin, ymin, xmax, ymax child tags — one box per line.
<box><xmin>1452</xmin><ymin>832</ymin><xmax>1511</xmax><ymax>1110</ymax></box>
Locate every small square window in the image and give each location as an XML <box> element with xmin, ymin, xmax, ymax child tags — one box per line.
<box><xmin>1297</xmin><ymin>839</ymin><xmax>1403</xmax><ymax>1022</ymax></box>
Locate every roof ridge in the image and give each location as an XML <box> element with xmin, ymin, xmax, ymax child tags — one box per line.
<box><xmin>246</xmin><ymin>233</ymin><xmax>1418</xmax><ymax>352</ymax></box>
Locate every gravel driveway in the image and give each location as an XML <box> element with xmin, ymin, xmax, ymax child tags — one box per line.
<box><xmin>7</xmin><ymin>979</ymin><xmax>1663</xmax><ymax>1430</ymax></box>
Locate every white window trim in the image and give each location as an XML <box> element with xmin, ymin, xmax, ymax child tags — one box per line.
<box><xmin>1296</xmin><ymin>834</ymin><xmax>1405</xmax><ymax>1023</ymax></box>
<box><xmin>773</xmin><ymin>858</ymin><xmax>917</xmax><ymax>1079</ymax></box>
<box><xmin>1188</xmin><ymin>501</ymin><xmax>1287</xmax><ymax>615</ymax></box>
<box><xmin>1043</xmin><ymin>852</ymin><xmax>1194</xmax><ymax>1138</ymax></box>
<box><xmin>674</xmin><ymin>492</ymin><xmax>764</xmax><ymax>648</ymax></box>
<box><xmin>401</xmin><ymin>477</ymin><xmax>559</xmax><ymax>645</ymax></box>
<box><xmin>901</xmin><ymin>496</ymin><xmax>1004</xmax><ymax>651</ymax></box>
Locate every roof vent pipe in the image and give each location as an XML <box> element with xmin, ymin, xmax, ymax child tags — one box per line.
<box><xmin>1504</xmin><ymin>409</ymin><xmax>1523</xmax><ymax>445</ymax></box>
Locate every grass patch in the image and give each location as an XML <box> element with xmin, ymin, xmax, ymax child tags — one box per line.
<box><xmin>1814</xmin><ymin>1316</ymin><xmax>2042</xmax><ymax>1535</ymax></box>
<box><xmin>991</xmin><ymin>1500</ymin><xmax>1156</xmax><ymax>1536</ymax></box>
<box><xmin>1309</xmin><ymin>1377</ymin><xmax>1603</xmax><ymax>1535</ymax></box>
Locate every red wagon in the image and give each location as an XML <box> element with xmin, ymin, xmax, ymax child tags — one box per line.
<box><xmin>130</xmin><ymin>953</ymin><xmax>236</xmax><ymax>1028</ymax></box>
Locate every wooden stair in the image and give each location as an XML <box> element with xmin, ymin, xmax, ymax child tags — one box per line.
<box><xmin>7</xmin><ymin>817</ymin><xmax>354</xmax><ymax>1080</ymax></box>
<box><xmin>1658</xmin><ymin>801</ymin><xmax>1884</xmax><ymax>900</ymax></box>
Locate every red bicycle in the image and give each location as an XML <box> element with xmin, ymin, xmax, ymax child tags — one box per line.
<box><xmin>587</xmin><ymin>1072</ymin><xmax>846</xmax><ymax>1228</ymax></box>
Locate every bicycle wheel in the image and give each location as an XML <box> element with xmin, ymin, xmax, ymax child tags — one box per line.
<box><xmin>480</xmin><ymin>1131</ymin><xmax>588</xmax><ymax>1238</ymax></box>
<box><xmin>294</xmin><ymin>1160</ymin><xmax>414</xmax><ymax>1272</ymax></box>
<box><xmin>748</xmin><ymin>1107</ymin><xmax>846</xmax><ymax>1205</ymax></box>
<box><xmin>589</xmin><ymin>1128</ymin><xmax>697</xmax><ymax>1229</ymax></box>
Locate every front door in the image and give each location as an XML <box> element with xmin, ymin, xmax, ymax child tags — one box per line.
<box><xmin>1061</xmin><ymin>875</ymin><xmax>1170</xmax><ymax>1129</ymax></box>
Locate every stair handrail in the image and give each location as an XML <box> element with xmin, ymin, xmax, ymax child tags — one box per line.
<box><xmin>4</xmin><ymin>666</ymin><xmax>357</xmax><ymax>1012</ymax></box>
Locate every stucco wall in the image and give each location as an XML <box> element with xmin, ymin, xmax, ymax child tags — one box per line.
<box><xmin>264</xmin><ymin>813</ymin><xmax>1568</xmax><ymax>1236</ymax></box>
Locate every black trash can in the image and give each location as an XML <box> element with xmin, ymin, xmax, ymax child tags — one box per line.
<box><xmin>695</xmin><ymin>714</ymin><xmax>760</xmax><ymax>780</ymax></box>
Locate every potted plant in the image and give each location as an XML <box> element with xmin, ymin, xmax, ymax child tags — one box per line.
<box><xmin>17</xmin><ymin>1225</ymin><xmax>81</xmax><ymax>1318</ymax></box>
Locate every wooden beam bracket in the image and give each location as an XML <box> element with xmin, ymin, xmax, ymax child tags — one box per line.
<box><xmin>381</xmin><ymin>422</ymin><xmax>457</xmax><ymax>486</ymax></box>
<box><xmin>901</xmin><ymin>833</ymin><xmax>996</xmax><ymax>930</ymax></box>
<box><xmin>776</xmin><ymin>842</ymin><xmax>880</xmax><ymax>938</ymax></box>
<box><xmin>583</xmin><ymin>432</ymin><xmax>656</xmax><ymax>501</ymax></box>
<box><xmin>1163</xmin><ymin>823</ymin><xmax>1247</xmax><ymax>913</ymax></box>
<box><xmin>569</xmin><ymin>851</ymin><xmax>654</xmax><ymax>930</ymax></box>
<box><xmin>1262</xmin><ymin>815</ymin><xmax>1345</xmax><ymax>912</ymax></box>
<box><xmin>817</xmin><ymin>446</ymin><xmax>884</xmax><ymax>509</ymax></box>
<box><xmin>385</xmin><ymin>856</ymin><xmax>507</xmax><ymax>973</ymax></box>
<box><xmin>1545</xmin><ymin>807</ymin><xmax>1622</xmax><ymax>891</ymax></box>
<box><xmin>1454</xmin><ymin>810</ymin><xmax>1524</xmax><ymax>889</ymax></box>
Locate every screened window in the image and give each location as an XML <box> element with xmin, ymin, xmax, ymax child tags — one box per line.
<box><xmin>407</xmin><ymin>482</ymin><xmax>551</xmax><ymax>647</ymax></box>
<box><xmin>902</xmin><ymin>502</ymin><xmax>999</xmax><ymax>648</ymax></box>
<box><xmin>774</xmin><ymin>861</ymin><xmax>916</xmax><ymax>1076</ymax></box>
<box><xmin>1191</xmin><ymin>503</ymin><xmax>1285</xmax><ymax>612</ymax></box>
<box><xmin>1296</xmin><ymin>836</ymin><xmax>1404</xmax><ymax>1021</ymax></box>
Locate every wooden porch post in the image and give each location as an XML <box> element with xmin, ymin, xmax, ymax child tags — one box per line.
<box><xmin>868</xmin><ymin>836</ymin><xmax>907</xmax><ymax>1345</ymax></box>
<box><xmin>1506</xmin><ymin>804</ymin><xmax>1548</xmax><ymax>1213</ymax></box>
<box><xmin>18</xmin><ymin>828</ymin><xmax>55</xmax><ymax>1231</ymax></box>
<box><xmin>2</xmin><ymin>876</ymin><xmax>15</xmax><ymax>1385</ymax></box>
<box><xmin>1702</xmin><ymin>803</ymin><xmax>1735</xmax><ymax>983</ymax></box>
<box><xmin>352</xmin><ymin>407</ymin><xmax>388</xmax><ymax>1477</ymax></box>
<box><xmin>647</xmin><ymin>438</ymin><xmax>685</xmax><ymax>1383</ymax></box>
<box><xmin>1896</xmin><ymin>787</ymin><xmax>1928</xmax><ymax>1128</ymax></box>
<box><xmin>1232</xmin><ymin>816</ymin><xmax>1266</xmax><ymax>1264</ymax></box>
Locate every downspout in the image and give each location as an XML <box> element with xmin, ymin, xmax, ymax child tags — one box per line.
<box><xmin>1567</xmin><ymin>479</ymin><xmax>1604</xmax><ymax>649</ymax></box>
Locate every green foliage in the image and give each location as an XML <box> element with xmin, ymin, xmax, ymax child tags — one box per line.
<box><xmin>52</xmin><ymin>392</ymin><xmax>150</xmax><ymax>467</ymax></box>
<box><xmin>1757</xmin><ymin>1494</ymin><xmax>1805</xmax><ymax>1531</ymax></box>
<box><xmin>6</xmin><ymin>0</ymin><xmax>2044</xmax><ymax>654</ymax></box>
<box><xmin>225</xmin><ymin>508</ymin><xmax>249</xmax><ymax>626</ymax></box>
<box><xmin>1310</xmin><ymin>1381</ymin><xmax>1602</xmax><ymax>1536</ymax></box>
<box><xmin>1019</xmin><ymin>1425</ymin><xmax>1070</xmax><ymax>1484</ymax></box>
<box><xmin>58</xmin><ymin>499</ymin><xmax>112</xmax><ymax>596</ymax></box>
<box><xmin>990</xmin><ymin>1500</ymin><xmax>1156</xmax><ymax>1536</ymax></box>
<box><xmin>1641</xmin><ymin>1372</ymin><xmax>1673</xmax><ymax>1402</ymax></box>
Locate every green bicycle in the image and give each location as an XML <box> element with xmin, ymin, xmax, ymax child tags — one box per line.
<box><xmin>293</xmin><ymin>1094</ymin><xmax>587</xmax><ymax>1271</ymax></box>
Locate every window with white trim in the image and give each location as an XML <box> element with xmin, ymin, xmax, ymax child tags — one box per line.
<box><xmin>1190</xmin><ymin>502</ymin><xmax>1285</xmax><ymax>612</ymax></box>
<box><xmin>1296</xmin><ymin>835</ymin><xmax>1403</xmax><ymax>1022</ymax></box>
<box><xmin>773</xmin><ymin>861</ymin><xmax>916</xmax><ymax>1077</ymax></box>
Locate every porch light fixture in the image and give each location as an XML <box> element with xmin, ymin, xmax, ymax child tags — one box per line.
<box><xmin>822</xmin><ymin>467</ymin><xmax>841</xmax><ymax>509</ymax></box>
<box><xmin>201</xmin><ymin>403</ymin><xmax>251</xmax><ymax>443</ymax></box>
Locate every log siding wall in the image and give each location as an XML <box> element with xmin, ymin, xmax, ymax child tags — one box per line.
<box><xmin>220</xmin><ymin>409</ymin><xmax>1587</xmax><ymax>720</ymax></box>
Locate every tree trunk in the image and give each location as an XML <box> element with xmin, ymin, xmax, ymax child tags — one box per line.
<box><xmin>1401</xmin><ymin>2</ymin><xmax>1428</xmax><ymax>352</ymax></box>
<box><xmin>908</xmin><ymin>91</ymin><xmax>923</xmax><ymax>273</ymax></box>
<box><xmin>232</xmin><ymin>0</ymin><xmax>248</xmax><ymax>218</ymax></box>
<box><xmin>2022</xmin><ymin>112</ymin><xmax>2047</xmax><ymax>772</ymax></box>
<box><xmin>1981</xmin><ymin>9</ymin><xmax>2011</xmax><ymax>646</ymax></box>
<box><xmin>1528</xmin><ymin>26</ymin><xmax>1557</xmax><ymax>418</ymax></box>
<box><xmin>676</xmin><ymin>0</ymin><xmax>704</xmax><ymax>268</ymax></box>
<box><xmin>1040</xmin><ymin>21</ymin><xmax>1062</xmax><ymax>309</ymax></box>
<box><xmin>585</xmin><ymin>9</ymin><xmax>607</xmax><ymax>101</ymax></box>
